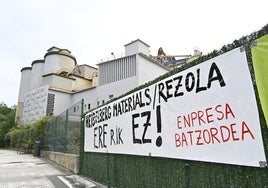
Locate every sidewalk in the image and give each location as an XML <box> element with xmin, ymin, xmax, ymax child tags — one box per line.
<box><xmin>0</xmin><ymin>149</ymin><xmax>105</xmax><ymax>188</ymax></box>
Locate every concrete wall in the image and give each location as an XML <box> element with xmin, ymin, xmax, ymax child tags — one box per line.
<box><xmin>43</xmin><ymin>74</ymin><xmax>74</xmax><ymax>91</ymax></box>
<box><xmin>22</xmin><ymin>85</ymin><xmax>49</xmax><ymax>123</ymax></box>
<box><xmin>48</xmin><ymin>89</ymin><xmax>72</xmax><ymax>116</ymax></box>
<box><xmin>72</xmin><ymin>75</ymin><xmax>138</xmax><ymax>113</ymax></box>
<box><xmin>137</xmin><ymin>54</ymin><xmax>168</xmax><ymax>85</ymax></box>
<box><xmin>40</xmin><ymin>151</ymin><xmax>79</xmax><ymax>174</ymax></box>
<box><xmin>96</xmin><ymin>75</ymin><xmax>138</xmax><ymax>106</ymax></box>
<box><xmin>71</xmin><ymin>87</ymin><xmax>97</xmax><ymax>113</ymax></box>
<box><xmin>125</xmin><ymin>39</ymin><xmax>150</xmax><ymax>56</ymax></box>
<box><xmin>72</xmin><ymin>76</ymin><xmax>92</xmax><ymax>91</ymax></box>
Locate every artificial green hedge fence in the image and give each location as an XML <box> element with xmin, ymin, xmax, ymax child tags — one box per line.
<box><xmin>80</xmin><ymin>24</ymin><xmax>268</xmax><ymax>188</ymax></box>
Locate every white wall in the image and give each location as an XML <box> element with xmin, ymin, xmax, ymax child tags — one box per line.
<box><xmin>137</xmin><ymin>54</ymin><xmax>168</xmax><ymax>85</ymax></box>
<box><xmin>71</xmin><ymin>87</ymin><xmax>98</xmax><ymax>113</ymax></box>
<box><xmin>48</xmin><ymin>89</ymin><xmax>73</xmax><ymax>116</ymax></box>
<box><xmin>125</xmin><ymin>39</ymin><xmax>150</xmax><ymax>56</ymax></box>
<box><xmin>72</xmin><ymin>75</ymin><xmax>138</xmax><ymax>113</ymax></box>
<box><xmin>96</xmin><ymin>76</ymin><xmax>138</xmax><ymax>105</ymax></box>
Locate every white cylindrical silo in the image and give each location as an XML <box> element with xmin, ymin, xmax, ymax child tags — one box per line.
<box><xmin>16</xmin><ymin>67</ymin><xmax>32</xmax><ymax>123</ymax></box>
<box><xmin>30</xmin><ymin>60</ymin><xmax>44</xmax><ymax>90</ymax></box>
<box><xmin>43</xmin><ymin>47</ymin><xmax>77</xmax><ymax>75</ymax></box>
<box><xmin>18</xmin><ymin>67</ymin><xmax>32</xmax><ymax>102</ymax></box>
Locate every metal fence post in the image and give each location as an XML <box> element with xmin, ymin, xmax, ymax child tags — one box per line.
<box><xmin>79</xmin><ymin>99</ymin><xmax>85</xmax><ymax>174</ymax></box>
<box><xmin>81</xmin><ymin>99</ymin><xmax>84</xmax><ymax>116</ymax></box>
<box><xmin>185</xmin><ymin>163</ymin><xmax>190</xmax><ymax>188</ymax></box>
<box><xmin>54</xmin><ymin>117</ymin><xmax>58</xmax><ymax>151</ymax></box>
<box><xmin>107</xmin><ymin>151</ymin><xmax>110</xmax><ymax>188</ymax></box>
<box><xmin>64</xmin><ymin>109</ymin><xmax>69</xmax><ymax>153</ymax></box>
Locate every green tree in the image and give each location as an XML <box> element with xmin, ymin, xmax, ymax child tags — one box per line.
<box><xmin>0</xmin><ymin>102</ymin><xmax>16</xmax><ymax>148</ymax></box>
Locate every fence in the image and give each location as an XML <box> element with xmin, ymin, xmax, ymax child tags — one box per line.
<box><xmin>80</xmin><ymin>25</ymin><xmax>268</xmax><ymax>187</ymax></box>
<box><xmin>43</xmin><ymin>99</ymin><xmax>83</xmax><ymax>154</ymax></box>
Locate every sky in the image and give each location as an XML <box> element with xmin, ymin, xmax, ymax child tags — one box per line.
<box><xmin>0</xmin><ymin>0</ymin><xmax>267</xmax><ymax>107</ymax></box>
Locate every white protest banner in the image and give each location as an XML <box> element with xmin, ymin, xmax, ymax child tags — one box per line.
<box><xmin>84</xmin><ymin>47</ymin><xmax>266</xmax><ymax>167</ymax></box>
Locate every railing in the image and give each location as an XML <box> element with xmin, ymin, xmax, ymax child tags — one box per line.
<box><xmin>42</xmin><ymin>99</ymin><xmax>83</xmax><ymax>154</ymax></box>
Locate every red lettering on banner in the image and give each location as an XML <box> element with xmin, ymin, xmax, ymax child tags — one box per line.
<box><xmin>175</xmin><ymin>133</ymin><xmax>180</xmax><ymax>147</ymax></box>
<box><xmin>206</xmin><ymin>107</ymin><xmax>214</xmax><ymax>123</ymax></box>
<box><xmin>174</xmin><ymin>121</ymin><xmax>255</xmax><ymax>148</ymax></box>
<box><xmin>196</xmin><ymin>130</ymin><xmax>204</xmax><ymax>145</ymax></box>
<box><xmin>175</xmin><ymin>103</ymin><xmax>256</xmax><ymax>148</ymax></box>
<box><xmin>177</xmin><ymin>116</ymin><xmax>182</xmax><ymax>129</ymax></box>
<box><xmin>220</xmin><ymin>125</ymin><xmax>230</xmax><ymax>142</ymax></box>
<box><xmin>210</xmin><ymin>127</ymin><xmax>221</xmax><ymax>144</ymax></box>
<box><xmin>203</xmin><ymin>129</ymin><xmax>211</xmax><ymax>144</ymax></box>
<box><xmin>198</xmin><ymin>110</ymin><xmax>206</xmax><ymax>125</ymax></box>
<box><xmin>191</xmin><ymin>112</ymin><xmax>197</xmax><ymax>127</ymax></box>
<box><xmin>181</xmin><ymin>132</ymin><xmax>188</xmax><ymax>146</ymax></box>
<box><xmin>184</xmin><ymin>114</ymin><xmax>191</xmax><ymax>127</ymax></box>
<box><xmin>241</xmin><ymin>121</ymin><xmax>255</xmax><ymax>140</ymax></box>
<box><xmin>176</xmin><ymin>103</ymin><xmax>236</xmax><ymax>129</ymax></box>
<box><xmin>230</xmin><ymin>123</ymin><xmax>239</xmax><ymax>141</ymax></box>
<box><xmin>188</xmin><ymin>130</ymin><xmax>194</xmax><ymax>145</ymax></box>
<box><xmin>225</xmin><ymin>103</ymin><xmax>235</xmax><ymax>119</ymax></box>
<box><xmin>215</xmin><ymin>104</ymin><xmax>224</xmax><ymax>120</ymax></box>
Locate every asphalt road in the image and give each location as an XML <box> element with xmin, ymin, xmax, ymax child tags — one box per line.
<box><xmin>0</xmin><ymin>149</ymin><xmax>102</xmax><ymax>188</ymax></box>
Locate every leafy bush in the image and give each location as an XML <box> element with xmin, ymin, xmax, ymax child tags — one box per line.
<box><xmin>5</xmin><ymin>116</ymin><xmax>50</xmax><ymax>149</ymax></box>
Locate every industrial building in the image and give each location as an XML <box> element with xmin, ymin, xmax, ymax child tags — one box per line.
<box><xmin>16</xmin><ymin>39</ymin><xmax>174</xmax><ymax>123</ymax></box>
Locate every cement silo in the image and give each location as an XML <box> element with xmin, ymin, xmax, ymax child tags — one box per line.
<box><xmin>29</xmin><ymin>60</ymin><xmax>44</xmax><ymax>90</ymax></box>
<box><xmin>16</xmin><ymin>67</ymin><xmax>32</xmax><ymax>122</ymax></box>
<box><xmin>43</xmin><ymin>47</ymin><xmax>76</xmax><ymax>75</ymax></box>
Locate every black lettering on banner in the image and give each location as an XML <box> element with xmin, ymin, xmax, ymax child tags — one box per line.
<box><xmin>94</xmin><ymin>127</ymin><xmax>98</xmax><ymax>148</ymax></box>
<box><xmin>117</xmin><ymin>127</ymin><xmax>124</xmax><ymax>144</ymax></box>
<box><xmin>94</xmin><ymin>124</ymin><xmax>107</xmax><ymax>149</ymax></box>
<box><xmin>185</xmin><ymin>72</ymin><xmax>195</xmax><ymax>92</ymax></box>
<box><xmin>156</xmin><ymin>105</ymin><xmax>163</xmax><ymax>147</ymax></box>
<box><xmin>207</xmin><ymin>62</ymin><xmax>226</xmax><ymax>88</ymax></box>
<box><xmin>165</xmin><ymin>79</ymin><xmax>173</xmax><ymax>101</ymax></box>
<box><xmin>110</xmin><ymin>129</ymin><xmax>115</xmax><ymax>145</ymax></box>
<box><xmin>157</xmin><ymin>62</ymin><xmax>226</xmax><ymax>104</ymax></box>
<box><xmin>141</xmin><ymin>111</ymin><xmax>152</xmax><ymax>144</ymax></box>
<box><xmin>132</xmin><ymin>111</ymin><xmax>152</xmax><ymax>144</ymax></box>
<box><xmin>145</xmin><ymin>88</ymin><xmax>152</xmax><ymax>105</ymax></box>
<box><xmin>98</xmin><ymin>125</ymin><xmax>103</xmax><ymax>148</ymax></box>
<box><xmin>158</xmin><ymin>82</ymin><xmax>167</xmax><ymax>102</ymax></box>
<box><xmin>173</xmin><ymin>75</ymin><xmax>184</xmax><ymax>97</ymax></box>
<box><xmin>196</xmin><ymin>69</ymin><xmax>207</xmax><ymax>93</ymax></box>
<box><xmin>132</xmin><ymin>113</ymin><xmax>141</xmax><ymax>144</ymax></box>
<box><xmin>110</xmin><ymin>126</ymin><xmax>124</xmax><ymax>145</ymax></box>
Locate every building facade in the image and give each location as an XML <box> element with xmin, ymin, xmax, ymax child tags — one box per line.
<box><xmin>16</xmin><ymin>39</ymin><xmax>169</xmax><ymax>123</ymax></box>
